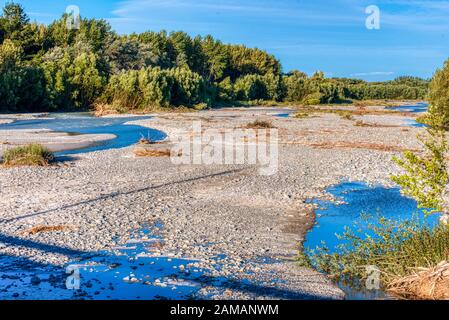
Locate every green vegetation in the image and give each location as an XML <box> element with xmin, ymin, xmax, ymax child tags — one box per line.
<box><xmin>284</xmin><ymin>72</ymin><xmax>428</xmax><ymax>106</ymax></box>
<box><xmin>302</xmin><ymin>58</ymin><xmax>449</xmax><ymax>299</ymax></box>
<box><xmin>392</xmin><ymin>58</ymin><xmax>449</xmax><ymax>220</ymax></box>
<box><xmin>304</xmin><ymin>216</ymin><xmax>449</xmax><ymax>292</ymax></box>
<box><xmin>2</xmin><ymin>143</ymin><xmax>54</xmax><ymax>166</ymax></box>
<box><xmin>0</xmin><ymin>3</ymin><xmax>430</xmax><ymax>113</ymax></box>
<box><xmin>427</xmin><ymin>59</ymin><xmax>449</xmax><ymax>128</ymax></box>
<box><xmin>392</xmin><ymin>129</ymin><xmax>448</xmax><ymax>216</ymax></box>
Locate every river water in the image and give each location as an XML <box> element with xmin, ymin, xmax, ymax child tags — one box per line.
<box><xmin>304</xmin><ymin>182</ymin><xmax>440</xmax><ymax>300</ymax></box>
<box><xmin>0</xmin><ymin>113</ymin><xmax>166</xmax><ymax>155</ymax></box>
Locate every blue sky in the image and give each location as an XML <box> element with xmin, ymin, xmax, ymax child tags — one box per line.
<box><xmin>3</xmin><ymin>0</ymin><xmax>449</xmax><ymax>81</ymax></box>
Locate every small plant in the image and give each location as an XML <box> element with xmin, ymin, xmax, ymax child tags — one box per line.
<box><xmin>392</xmin><ymin>129</ymin><xmax>448</xmax><ymax>217</ymax></box>
<box><xmin>193</xmin><ymin>103</ymin><xmax>209</xmax><ymax>111</ymax></box>
<box><xmin>245</xmin><ymin>120</ymin><xmax>274</xmax><ymax>129</ymax></box>
<box><xmin>2</xmin><ymin>144</ymin><xmax>54</xmax><ymax>167</ymax></box>
<box><xmin>138</xmin><ymin>133</ymin><xmax>155</xmax><ymax>145</ymax></box>
<box><xmin>336</xmin><ymin>110</ymin><xmax>354</xmax><ymax>120</ymax></box>
<box><xmin>294</xmin><ymin>112</ymin><xmax>310</xmax><ymax>119</ymax></box>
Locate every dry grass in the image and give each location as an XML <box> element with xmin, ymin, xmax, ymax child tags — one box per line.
<box><xmin>294</xmin><ymin>106</ymin><xmax>412</xmax><ymax>118</ymax></box>
<box><xmin>354</xmin><ymin>120</ymin><xmax>399</xmax><ymax>128</ymax></box>
<box><xmin>388</xmin><ymin>261</ymin><xmax>449</xmax><ymax>300</ymax></box>
<box><xmin>308</xmin><ymin>141</ymin><xmax>418</xmax><ymax>152</ymax></box>
<box><xmin>134</xmin><ymin>147</ymin><xmax>173</xmax><ymax>157</ymax></box>
<box><xmin>245</xmin><ymin>120</ymin><xmax>274</xmax><ymax>129</ymax></box>
<box><xmin>25</xmin><ymin>225</ymin><xmax>70</xmax><ymax>235</ymax></box>
<box><xmin>351</xmin><ymin>99</ymin><xmax>417</xmax><ymax>108</ymax></box>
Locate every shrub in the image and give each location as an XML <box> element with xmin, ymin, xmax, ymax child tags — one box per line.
<box><xmin>234</xmin><ymin>74</ymin><xmax>269</xmax><ymax>101</ymax></box>
<box><xmin>2</xmin><ymin>144</ymin><xmax>54</xmax><ymax>166</ymax></box>
<box><xmin>169</xmin><ymin>67</ymin><xmax>209</xmax><ymax>106</ymax></box>
<box><xmin>304</xmin><ymin>215</ymin><xmax>449</xmax><ymax>293</ymax></box>
<box><xmin>302</xmin><ymin>92</ymin><xmax>322</xmax><ymax>106</ymax></box>
<box><xmin>101</xmin><ymin>66</ymin><xmax>212</xmax><ymax>111</ymax></box>
<box><xmin>42</xmin><ymin>45</ymin><xmax>106</xmax><ymax>110</ymax></box>
<box><xmin>217</xmin><ymin>76</ymin><xmax>234</xmax><ymax>101</ymax></box>
<box><xmin>284</xmin><ymin>71</ymin><xmax>309</xmax><ymax>102</ymax></box>
<box><xmin>392</xmin><ymin>129</ymin><xmax>448</xmax><ymax>216</ymax></box>
<box><xmin>428</xmin><ymin>58</ymin><xmax>449</xmax><ymax>128</ymax></box>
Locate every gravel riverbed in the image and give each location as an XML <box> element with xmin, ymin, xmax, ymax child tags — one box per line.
<box><xmin>0</xmin><ymin>106</ymin><xmax>424</xmax><ymax>299</ymax></box>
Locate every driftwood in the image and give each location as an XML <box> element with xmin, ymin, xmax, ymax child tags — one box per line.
<box><xmin>388</xmin><ymin>261</ymin><xmax>449</xmax><ymax>300</ymax></box>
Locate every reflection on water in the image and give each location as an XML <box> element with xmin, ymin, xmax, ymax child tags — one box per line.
<box><xmin>305</xmin><ymin>181</ymin><xmax>440</xmax><ymax>300</ymax></box>
<box><xmin>0</xmin><ymin>113</ymin><xmax>166</xmax><ymax>155</ymax></box>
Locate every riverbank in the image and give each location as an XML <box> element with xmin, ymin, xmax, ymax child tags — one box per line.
<box><xmin>0</xmin><ymin>104</ymin><xmax>425</xmax><ymax>299</ymax></box>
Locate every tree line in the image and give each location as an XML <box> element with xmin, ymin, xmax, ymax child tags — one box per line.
<box><xmin>0</xmin><ymin>3</ymin><xmax>429</xmax><ymax>113</ymax></box>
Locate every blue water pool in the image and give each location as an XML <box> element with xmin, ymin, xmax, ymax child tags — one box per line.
<box><xmin>304</xmin><ymin>182</ymin><xmax>440</xmax><ymax>299</ymax></box>
<box><xmin>389</xmin><ymin>102</ymin><xmax>429</xmax><ymax>113</ymax></box>
<box><xmin>305</xmin><ymin>182</ymin><xmax>439</xmax><ymax>253</ymax></box>
<box><xmin>275</xmin><ymin>113</ymin><xmax>291</xmax><ymax>118</ymax></box>
<box><xmin>0</xmin><ymin>113</ymin><xmax>166</xmax><ymax>155</ymax></box>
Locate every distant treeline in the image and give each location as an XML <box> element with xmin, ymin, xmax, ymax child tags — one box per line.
<box><xmin>0</xmin><ymin>3</ymin><xmax>430</xmax><ymax>113</ymax></box>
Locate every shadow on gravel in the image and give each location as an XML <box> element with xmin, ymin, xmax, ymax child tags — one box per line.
<box><xmin>0</xmin><ymin>168</ymin><xmax>248</xmax><ymax>224</ymax></box>
<box><xmin>54</xmin><ymin>155</ymin><xmax>80</xmax><ymax>163</ymax></box>
<box><xmin>0</xmin><ymin>233</ymin><xmax>328</xmax><ymax>300</ymax></box>
<box><xmin>0</xmin><ymin>234</ymin><xmax>87</xmax><ymax>258</ymax></box>
<box><xmin>197</xmin><ymin>275</ymin><xmax>331</xmax><ymax>300</ymax></box>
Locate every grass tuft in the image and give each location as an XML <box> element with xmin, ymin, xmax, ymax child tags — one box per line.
<box><xmin>245</xmin><ymin>120</ymin><xmax>274</xmax><ymax>129</ymax></box>
<box><xmin>2</xmin><ymin>144</ymin><xmax>54</xmax><ymax>167</ymax></box>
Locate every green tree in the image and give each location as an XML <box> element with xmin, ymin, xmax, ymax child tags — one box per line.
<box><xmin>428</xmin><ymin>59</ymin><xmax>449</xmax><ymax>128</ymax></box>
<box><xmin>0</xmin><ymin>39</ymin><xmax>47</xmax><ymax>112</ymax></box>
<box><xmin>199</xmin><ymin>35</ymin><xmax>228</xmax><ymax>81</ymax></box>
<box><xmin>284</xmin><ymin>70</ymin><xmax>309</xmax><ymax>102</ymax></box>
<box><xmin>392</xmin><ymin>129</ymin><xmax>448</xmax><ymax>218</ymax></box>
<box><xmin>42</xmin><ymin>44</ymin><xmax>105</xmax><ymax>110</ymax></box>
<box><xmin>234</xmin><ymin>74</ymin><xmax>268</xmax><ymax>101</ymax></box>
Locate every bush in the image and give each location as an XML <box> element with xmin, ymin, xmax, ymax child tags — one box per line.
<box><xmin>2</xmin><ymin>144</ymin><xmax>54</xmax><ymax>166</ymax></box>
<box><xmin>304</xmin><ymin>215</ymin><xmax>449</xmax><ymax>291</ymax></box>
<box><xmin>234</xmin><ymin>74</ymin><xmax>268</xmax><ymax>101</ymax></box>
<box><xmin>101</xmin><ymin>66</ymin><xmax>212</xmax><ymax>111</ymax></box>
<box><xmin>428</xmin><ymin>59</ymin><xmax>449</xmax><ymax>128</ymax></box>
<box><xmin>169</xmin><ymin>67</ymin><xmax>209</xmax><ymax>106</ymax></box>
<box><xmin>42</xmin><ymin>45</ymin><xmax>106</xmax><ymax>110</ymax></box>
<box><xmin>284</xmin><ymin>71</ymin><xmax>309</xmax><ymax>102</ymax></box>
